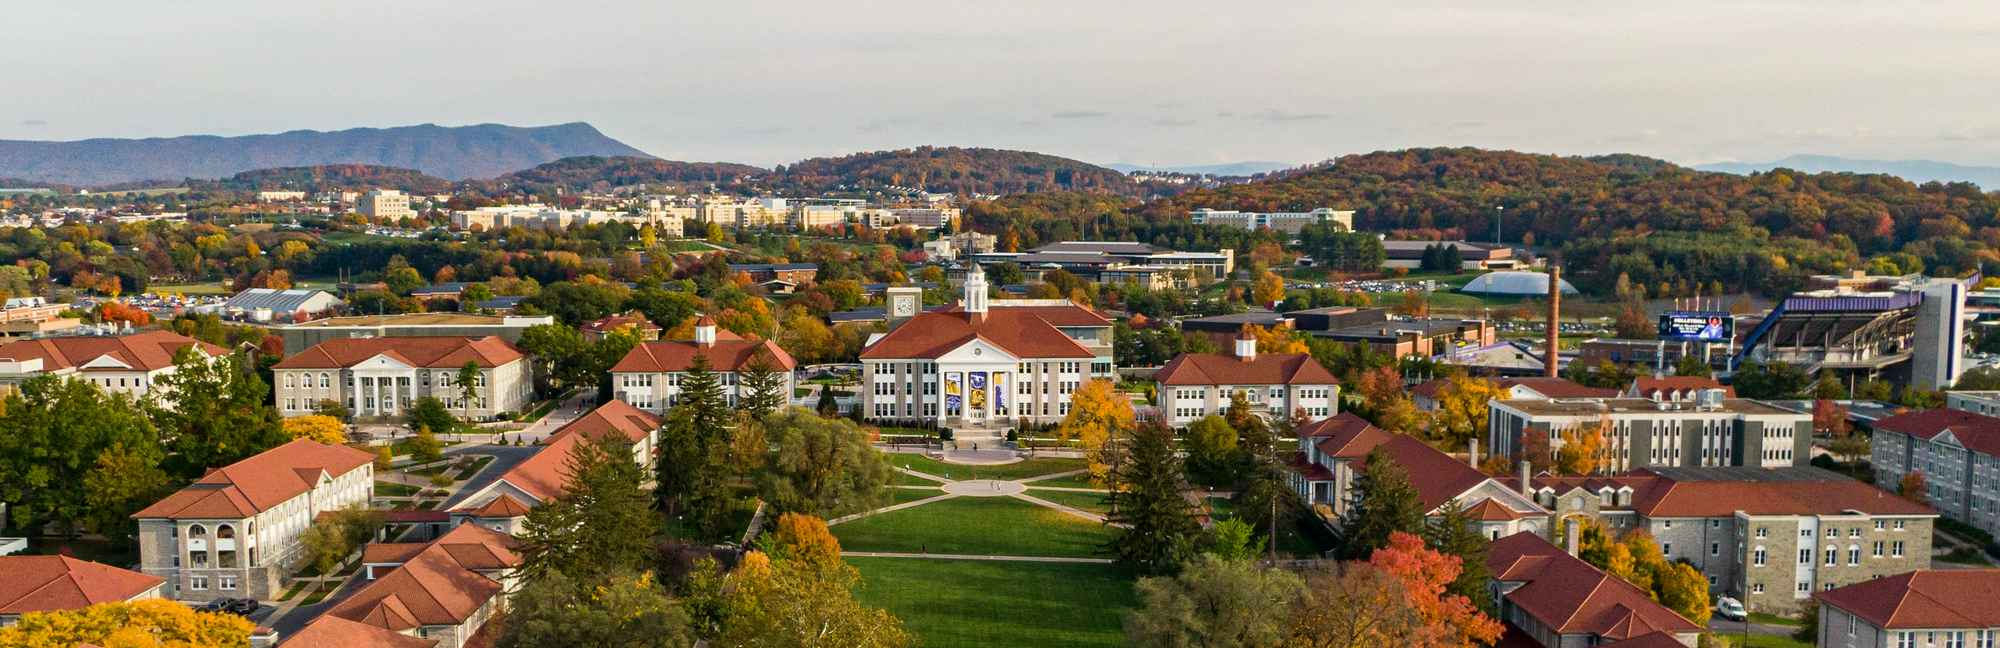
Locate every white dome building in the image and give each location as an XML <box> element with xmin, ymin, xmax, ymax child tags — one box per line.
<box><xmin>1459</xmin><ymin>271</ymin><xmax>1579</xmax><ymax>296</ymax></box>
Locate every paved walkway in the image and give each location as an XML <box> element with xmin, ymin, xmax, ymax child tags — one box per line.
<box><xmin>842</xmin><ymin>551</ymin><xmax>1114</xmax><ymax>564</ymax></box>
<box><xmin>832</xmin><ymin>464</ymin><xmax>1111</xmax><ymax>527</ymax></box>
<box><xmin>1019</xmin><ymin>468</ymin><xmax>1090</xmax><ymax>484</ymax></box>
<box><xmin>828</xmin><ymin>491</ymin><xmax>958</xmax><ymax>525</ymax></box>
<box><xmin>1012</xmin><ymin>492</ymin><xmax>1109</xmax><ymax>524</ymax></box>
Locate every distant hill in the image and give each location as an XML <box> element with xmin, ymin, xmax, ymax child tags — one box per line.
<box><xmin>770</xmin><ymin>146</ymin><xmax>1142</xmax><ymax>197</ymax></box>
<box><xmin>0</xmin><ymin>122</ymin><xmax>652</xmax><ymax>186</ymax></box>
<box><xmin>191</xmin><ymin>164</ymin><xmax>455</xmax><ymax>194</ymax></box>
<box><xmin>1697</xmin><ymin>154</ymin><xmax>2000</xmax><ymax>190</ymax></box>
<box><xmin>1106</xmin><ymin>161</ymin><xmax>1295</xmax><ymax>176</ymax></box>
<box><xmin>485</xmin><ymin>156</ymin><xmax>766</xmax><ymax>194</ymax></box>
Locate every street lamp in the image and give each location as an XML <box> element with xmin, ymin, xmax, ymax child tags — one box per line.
<box><xmin>1494</xmin><ymin>205</ymin><xmax>1505</xmax><ymax>245</ymax></box>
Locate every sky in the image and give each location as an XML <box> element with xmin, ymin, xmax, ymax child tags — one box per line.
<box><xmin>7</xmin><ymin>0</ymin><xmax>2000</xmax><ymax>169</ymax></box>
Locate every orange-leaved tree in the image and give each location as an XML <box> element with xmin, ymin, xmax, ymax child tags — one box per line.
<box><xmin>1367</xmin><ymin>531</ymin><xmax>1503</xmax><ymax>648</ymax></box>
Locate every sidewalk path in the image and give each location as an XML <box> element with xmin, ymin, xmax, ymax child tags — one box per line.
<box><xmin>842</xmin><ymin>551</ymin><xmax>1113</xmax><ymax>564</ymax></box>
<box><xmin>1012</xmin><ymin>492</ymin><xmax>1110</xmax><ymax>524</ymax></box>
<box><xmin>1018</xmin><ymin>469</ymin><xmax>1089</xmax><ymax>484</ymax></box>
<box><xmin>828</xmin><ymin>492</ymin><xmax>959</xmax><ymax>525</ymax></box>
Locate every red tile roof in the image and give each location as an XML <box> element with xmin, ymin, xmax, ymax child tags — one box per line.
<box><xmin>1469</xmin><ymin>498</ymin><xmax>1525</xmax><ymax>521</ymax></box>
<box><xmin>1487</xmin><ymin>533</ymin><xmax>1701</xmax><ymax>640</ymax></box>
<box><xmin>940</xmin><ymin>302</ymin><xmax>1112</xmax><ymax>327</ymax></box>
<box><xmin>0</xmin><ymin>330</ymin><xmax>223</xmax><ymax>373</ymax></box>
<box><xmin>1626</xmin><ymin>469</ymin><xmax>1933</xmax><ymax>518</ymax></box>
<box><xmin>611</xmin><ymin>337</ymin><xmax>796</xmax><ymax>373</ymax></box>
<box><xmin>1359</xmin><ymin>435</ymin><xmax>1491</xmax><ymax>512</ymax></box>
<box><xmin>329</xmin><ymin>524</ymin><xmax>521</xmax><ymax>631</ymax></box>
<box><xmin>464</xmin><ymin>494</ymin><xmax>530</xmax><ymax>518</ymax></box>
<box><xmin>1816</xmin><ymin>570</ymin><xmax>2000</xmax><ymax>629</ymax></box>
<box><xmin>273</xmin><ymin>336</ymin><xmax>524</xmax><ymax>370</ymax></box>
<box><xmin>134</xmin><ymin>439</ymin><xmax>374</xmax><ymax>519</ymax></box>
<box><xmin>360</xmin><ymin>543</ymin><xmax>429</xmax><ymax>566</ymax></box>
<box><xmin>1299</xmin><ymin>413</ymin><xmax>1392</xmax><ymax>460</ymax></box>
<box><xmin>481</xmin><ymin>400</ymin><xmax>658</xmax><ymax>503</ymax></box>
<box><xmin>860</xmin><ymin>309</ymin><xmax>1096</xmax><ymax>360</ymax></box>
<box><xmin>1285</xmin><ymin>452</ymin><xmax>1335</xmax><ymax>481</ymax></box>
<box><xmin>1153</xmin><ymin>352</ymin><xmax>1338</xmax><ymax>386</ymax></box>
<box><xmin>0</xmin><ymin>556</ymin><xmax>163</xmax><ymax>615</ymax></box>
<box><xmin>1872</xmin><ymin>409</ymin><xmax>2000</xmax><ymax>457</ymax></box>
<box><xmin>281</xmin><ymin>615</ymin><xmax>438</xmax><ymax>648</ymax></box>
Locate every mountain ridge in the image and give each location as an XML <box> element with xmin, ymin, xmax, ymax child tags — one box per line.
<box><xmin>1697</xmin><ymin>154</ymin><xmax>2000</xmax><ymax>189</ymax></box>
<box><xmin>0</xmin><ymin>122</ymin><xmax>653</xmax><ymax>186</ymax></box>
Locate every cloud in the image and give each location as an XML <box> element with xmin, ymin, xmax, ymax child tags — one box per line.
<box><xmin>1052</xmin><ymin>110</ymin><xmax>1109</xmax><ymax>120</ymax></box>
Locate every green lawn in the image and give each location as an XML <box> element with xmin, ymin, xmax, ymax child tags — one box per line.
<box><xmin>148</xmin><ymin>281</ymin><xmax>231</xmax><ymax>296</ymax></box>
<box><xmin>849</xmin><ymin>557</ymin><xmax>1136</xmax><ymax>648</ymax></box>
<box><xmin>892</xmin><ymin>470</ymin><xmax>945</xmax><ymax>487</ymax></box>
<box><xmin>888</xmin><ymin>487</ymin><xmax>945</xmax><ymax>505</ymax></box>
<box><xmin>1718</xmin><ymin>634</ymin><xmax>1811</xmax><ymax>648</ymax></box>
<box><xmin>883</xmin><ymin>454</ymin><xmax>1085</xmax><ymax>482</ymax></box>
<box><xmin>374</xmin><ymin>481</ymin><xmax>420</xmax><ymax>498</ymax></box>
<box><xmin>1028</xmin><ymin>488</ymin><xmax>1112</xmax><ymax>515</ymax></box>
<box><xmin>1023</xmin><ymin>471</ymin><xmax>1100</xmax><ymax>489</ymax></box>
<box><xmin>833</xmin><ymin>496</ymin><xmax>1116</xmax><ymax>557</ymax></box>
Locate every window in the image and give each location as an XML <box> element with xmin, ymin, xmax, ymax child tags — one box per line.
<box><xmin>1874</xmin><ymin>541</ymin><xmax>1885</xmax><ymax>557</ymax></box>
<box><xmin>1893</xmin><ymin>541</ymin><xmax>1905</xmax><ymax>557</ymax></box>
<box><xmin>1876</xmin><ymin>519</ymin><xmax>1887</xmax><ymax>530</ymax></box>
<box><xmin>221</xmin><ymin>576</ymin><xmax>237</xmax><ymax>590</ymax></box>
<box><xmin>1710</xmin><ymin>542</ymin><xmax>1720</xmax><ymax>556</ymax></box>
<box><xmin>1662</xmin><ymin>543</ymin><xmax>1672</xmax><ymax>556</ymax></box>
<box><xmin>1896</xmin><ymin>520</ymin><xmax>1907</xmax><ymax>531</ymax></box>
<box><xmin>1753</xmin><ymin>547</ymin><xmax>1766</xmax><ymax>566</ymax></box>
<box><xmin>1825</xmin><ymin>548</ymin><xmax>1837</xmax><ymax>566</ymax></box>
<box><xmin>1848</xmin><ymin>546</ymin><xmax>1860</xmax><ymax>565</ymax></box>
<box><xmin>1710</xmin><ymin>519</ymin><xmax>1721</xmax><ymax>529</ymax></box>
<box><xmin>1798</xmin><ymin>582</ymin><xmax>1810</xmax><ymax>593</ymax></box>
<box><xmin>1799</xmin><ymin>549</ymin><xmax>1811</xmax><ymax>564</ymax></box>
<box><xmin>1752</xmin><ymin>583</ymin><xmax>1764</xmax><ymax>594</ymax></box>
<box><xmin>1897</xmin><ymin>632</ymin><xmax>1914</xmax><ymax>648</ymax></box>
<box><xmin>1756</xmin><ymin>527</ymin><xmax>1768</xmax><ymax>539</ymax></box>
<box><xmin>190</xmin><ymin>576</ymin><xmax>208</xmax><ymax>590</ymax></box>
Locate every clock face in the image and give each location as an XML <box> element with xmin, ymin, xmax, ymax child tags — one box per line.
<box><xmin>893</xmin><ymin>298</ymin><xmax>914</xmax><ymax>316</ymax></box>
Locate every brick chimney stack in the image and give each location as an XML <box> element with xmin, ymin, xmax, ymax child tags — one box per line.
<box><xmin>1545</xmin><ymin>266</ymin><xmax>1561</xmax><ymax>378</ymax></box>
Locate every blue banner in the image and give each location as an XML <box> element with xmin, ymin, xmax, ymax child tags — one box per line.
<box><xmin>945</xmin><ymin>372</ymin><xmax>962</xmax><ymax>414</ymax></box>
<box><xmin>969</xmin><ymin>372</ymin><xmax>987</xmax><ymax>410</ymax></box>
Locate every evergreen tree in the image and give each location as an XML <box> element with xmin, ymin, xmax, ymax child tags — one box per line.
<box><xmin>1440</xmin><ymin>243</ymin><xmax>1463</xmax><ymax>271</ymax></box>
<box><xmin>1229</xmin><ymin>392</ymin><xmax>1292</xmax><ymax>559</ymax></box>
<box><xmin>1338</xmin><ymin>446</ymin><xmax>1426</xmax><ymax>559</ymax></box>
<box><xmin>1108</xmin><ymin>420</ymin><xmax>1200</xmax><ymax>575</ymax></box>
<box><xmin>815</xmin><ymin>384</ymin><xmax>839</xmax><ymax>417</ymax></box>
<box><xmin>737</xmin><ymin>355</ymin><xmax>785</xmax><ymax>419</ymax></box>
<box><xmin>519</xmin><ymin>433</ymin><xmax>659</xmax><ymax>582</ymax></box>
<box><xmin>1423</xmin><ymin>501</ymin><xmax>1495</xmax><ymax>615</ymax></box>
<box><xmin>656</xmin><ymin>355</ymin><xmax>735</xmax><ymax>536</ymax></box>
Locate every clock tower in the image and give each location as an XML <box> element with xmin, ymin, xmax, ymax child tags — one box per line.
<box><xmin>886</xmin><ymin>286</ymin><xmax>922</xmax><ymax>327</ymax></box>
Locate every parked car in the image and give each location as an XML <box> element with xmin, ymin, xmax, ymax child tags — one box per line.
<box><xmin>1715</xmin><ymin>596</ymin><xmax>1747</xmax><ymax>622</ymax></box>
<box><xmin>226</xmin><ymin>598</ymin><xmax>260</xmax><ymax>615</ymax></box>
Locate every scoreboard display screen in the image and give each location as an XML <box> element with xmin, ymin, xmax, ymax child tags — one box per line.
<box><xmin>1658</xmin><ymin>312</ymin><xmax>1733</xmax><ymax>341</ymax></box>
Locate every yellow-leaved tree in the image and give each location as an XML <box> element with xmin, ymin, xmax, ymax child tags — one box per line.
<box><xmin>0</xmin><ymin>598</ymin><xmax>254</xmax><ymax>647</ymax></box>
<box><xmin>1253</xmin><ymin>270</ymin><xmax>1286</xmax><ymax>306</ymax></box>
<box><xmin>1430</xmin><ymin>375</ymin><xmax>1504</xmax><ymax>449</ymax></box>
<box><xmin>1058</xmin><ymin>379</ymin><xmax>1136</xmax><ymax>486</ymax></box>
<box><xmin>1243</xmin><ymin>323</ymin><xmax>1310</xmax><ymax>355</ymax></box>
<box><xmin>282</xmin><ymin>414</ymin><xmax>348</xmax><ymax>445</ymax></box>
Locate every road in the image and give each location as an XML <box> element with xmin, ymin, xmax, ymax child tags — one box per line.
<box><xmin>1707</xmin><ymin>617</ymin><xmax>1801</xmax><ymax>638</ymax></box>
<box><xmin>440</xmin><ymin>444</ymin><xmax>540</xmax><ymax>508</ymax></box>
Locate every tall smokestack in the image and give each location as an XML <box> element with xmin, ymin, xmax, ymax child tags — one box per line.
<box><xmin>1545</xmin><ymin>266</ymin><xmax>1562</xmax><ymax>378</ymax></box>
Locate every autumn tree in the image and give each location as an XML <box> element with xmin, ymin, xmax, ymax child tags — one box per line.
<box><xmin>1423</xmin><ymin>502</ymin><xmax>1494</xmax><ymax>615</ymax></box>
<box><xmin>1899</xmin><ymin>471</ymin><xmax>1928</xmax><ymax>504</ymax></box>
<box><xmin>1555</xmin><ymin>418</ymin><xmax>1608</xmax><ymax>476</ymax></box>
<box><xmin>0</xmin><ymin>599</ymin><xmax>254</xmax><ymax>647</ymax></box>
<box><xmin>1058</xmin><ymin>379</ymin><xmax>1135</xmax><ymax>486</ymax></box>
<box><xmin>1244</xmin><ymin>322</ymin><xmax>1310</xmax><ymax>355</ymax></box>
<box><xmin>1288</xmin><ymin>562</ymin><xmax>1424</xmax><ymax>648</ymax></box>
<box><xmin>1430</xmin><ymin>375</ymin><xmax>1504</xmax><ymax>449</ymax></box>
<box><xmin>1365</xmin><ymin>532</ymin><xmax>1503</xmax><ymax>647</ymax></box>
<box><xmin>281</xmin><ymin>414</ymin><xmax>348</xmax><ymax>445</ymax></box>
<box><xmin>686</xmin><ymin>549</ymin><xmax>911</xmax><ymax>648</ymax></box>
<box><xmin>1393</xmin><ymin>289</ymin><xmax>1430</xmax><ymax>318</ymax></box>
<box><xmin>1253</xmin><ymin>270</ymin><xmax>1287</xmax><ymax>306</ymax></box>
<box><xmin>1125</xmin><ymin>554</ymin><xmax>1305</xmax><ymax>647</ymax></box>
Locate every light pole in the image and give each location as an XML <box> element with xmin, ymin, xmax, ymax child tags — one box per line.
<box><xmin>1494</xmin><ymin>205</ymin><xmax>1505</xmax><ymax>245</ymax></box>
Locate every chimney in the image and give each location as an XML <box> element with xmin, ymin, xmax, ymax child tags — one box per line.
<box><xmin>1518</xmin><ymin>460</ymin><xmax>1533</xmax><ymax>498</ymax></box>
<box><xmin>1564</xmin><ymin>517</ymin><xmax>1580</xmax><ymax>556</ymax></box>
<box><xmin>1545</xmin><ymin>266</ymin><xmax>1561</xmax><ymax>378</ymax></box>
<box><xmin>1235</xmin><ymin>325</ymin><xmax>1258</xmax><ymax>362</ymax></box>
<box><xmin>1469</xmin><ymin>438</ymin><xmax>1481</xmax><ymax>469</ymax></box>
<box><xmin>693</xmin><ymin>315</ymin><xmax>717</xmax><ymax>347</ymax></box>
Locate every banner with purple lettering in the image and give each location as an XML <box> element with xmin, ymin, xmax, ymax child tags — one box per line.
<box><xmin>968</xmin><ymin>372</ymin><xmax>987</xmax><ymax>411</ymax></box>
<box><xmin>945</xmin><ymin>372</ymin><xmax>962</xmax><ymax>414</ymax></box>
